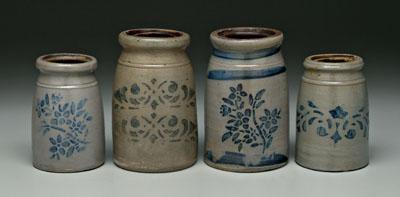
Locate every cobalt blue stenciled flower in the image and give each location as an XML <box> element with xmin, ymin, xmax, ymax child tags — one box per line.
<box><xmin>49</xmin><ymin>135</ymin><xmax>70</xmax><ymax>160</ymax></box>
<box><xmin>219</xmin><ymin>104</ymin><xmax>231</xmax><ymax>116</ymax></box>
<box><xmin>36</xmin><ymin>93</ymin><xmax>91</xmax><ymax>159</ymax></box>
<box><xmin>234</xmin><ymin>109</ymin><xmax>251</xmax><ymax>128</ymax></box>
<box><xmin>219</xmin><ymin>83</ymin><xmax>281</xmax><ymax>153</ymax></box>
<box><xmin>228</xmin><ymin>84</ymin><xmax>248</xmax><ymax>100</ymax></box>
<box><xmin>329</xmin><ymin>106</ymin><xmax>348</xmax><ymax>119</ymax></box>
<box><xmin>69</xmin><ymin>119</ymin><xmax>87</xmax><ymax>134</ymax></box>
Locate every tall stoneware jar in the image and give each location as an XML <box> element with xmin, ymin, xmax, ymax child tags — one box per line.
<box><xmin>112</xmin><ymin>28</ymin><xmax>198</xmax><ymax>172</ymax></box>
<box><xmin>296</xmin><ymin>54</ymin><xmax>369</xmax><ymax>172</ymax></box>
<box><xmin>205</xmin><ymin>27</ymin><xmax>289</xmax><ymax>172</ymax></box>
<box><xmin>32</xmin><ymin>53</ymin><xmax>105</xmax><ymax>172</ymax></box>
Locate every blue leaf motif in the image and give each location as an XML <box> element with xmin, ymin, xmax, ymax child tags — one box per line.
<box><xmin>77</xmin><ymin>99</ymin><xmax>86</xmax><ymax>110</ymax></box>
<box><xmin>70</xmin><ymin>102</ymin><xmax>76</xmax><ymax>115</ymax></box>
<box><xmin>49</xmin><ymin>146</ymin><xmax>58</xmax><ymax>153</ymax></box>
<box><xmin>222</xmin><ymin>132</ymin><xmax>232</xmax><ymax>142</ymax></box>
<box><xmin>255</xmin><ymin>89</ymin><xmax>266</xmax><ymax>100</ymax></box>
<box><xmin>308</xmin><ymin>117</ymin><xmax>317</xmax><ymax>125</ymax></box>
<box><xmin>49</xmin><ymin>137</ymin><xmax>57</xmax><ymax>145</ymax></box>
<box><xmin>249</xmin><ymin>94</ymin><xmax>254</xmax><ymax>105</ymax></box>
<box><xmin>345</xmin><ymin>129</ymin><xmax>356</xmax><ymax>139</ymax></box>
<box><xmin>317</xmin><ymin>127</ymin><xmax>328</xmax><ymax>136</ymax></box>
<box><xmin>356</xmin><ymin>120</ymin><xmax>364</xmax><ymax>130</ymax></box>
<box><xmin>270</xmin><ymin>126</ymin><xmax>278</xmax><ymax>133</ymax></box>
<box><xmin>222</xmin><ymin>98</ymin><xmax>234</xmax><ymax>106</ymax></box>
<box><xmin>45</xmin><ymin>94</ymin><xmax>50</xmax><ymax>105</ymax></box>
<box><xmin>66</xmin><ymin>146</ymin><xmax>75</xmax><ymax>157</ymax></box>
<box><xmin>308</xmin><ymin>101</ymin><xmax>317</xmax><ymax>108</ymax></box>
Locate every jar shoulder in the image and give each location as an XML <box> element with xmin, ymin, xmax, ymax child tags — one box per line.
<box><xmin>36</xmin><ymin>73</ymin><xmax>99</xmax><ymax>88</ymax></box>
<box><xmin>208</xmin><ymin>52</ymin><xmax>285</xmax><ymax>71</ymax></box>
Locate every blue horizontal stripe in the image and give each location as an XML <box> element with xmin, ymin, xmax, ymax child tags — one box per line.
<box><xmin>208</xmin><ymin>66</ymin><xmax>286</xmax><ymax>80</ymax></box>
<box><xmin>212</xmin><ymin>47</ymin><xmax>280</xmax><ymax>60</ymax></box>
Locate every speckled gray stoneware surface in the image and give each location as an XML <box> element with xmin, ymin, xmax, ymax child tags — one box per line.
<box><xmin>295</xmin><ymin>54</ymin><xmax>369</xmax><ymax>172</ymax></box>
<box><xmin>32</xmin><ymin>53</ymin><xmax>105</xmax><ymax>172</ymax></box>
<box><xmin>204</xmin><ymin>27</ymin><xmax>289</xmax><ymax>172</ymax></box>
<box><xmin>112</xmin><ymin>28</ymin><xmax>198</xmax><ymax>172</ymax></box>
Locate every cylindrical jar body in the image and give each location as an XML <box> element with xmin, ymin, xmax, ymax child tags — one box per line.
<box><xmin>295</xmin><ymin>54</ymin><xmax>369</xmax><ymax>172</ymax></box>
<box><xmin>32</xmin><ymin>53</ymin><xmax>105</xmax><ymax>172</ymax></box>
<box><xmin>205</xmin><ymin>27</ymin><xmax>289</xmax><ymax>172</ymax></box>
<box><xmin>112</xmin><ymin>29</ymin><xmax>198</xmax><ymax>172</ymax></box>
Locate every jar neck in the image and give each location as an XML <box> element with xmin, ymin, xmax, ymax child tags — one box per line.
<box><xmin>302</xmin><ymin>68</ymin><xmax>365</xmax><ymax>85</ymax></box>
<box><xmin>37</xmin><ymin>71</ymin><xmax>97</xmax><ymax>88</ymax></box>
<box><xmin>302</xmin><ymin>54</ymin><xmax>365</xmax><ymax>85</ymax></box>
<box><xmin>119</xmin><ymin>48</ymin><xmax>190</xmax><ymax>67</ymax></box>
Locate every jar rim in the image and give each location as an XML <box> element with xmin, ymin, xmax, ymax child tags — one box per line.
<box><xmin>210</xmin><ymin>27</ymin><xmax>283</xmax><ymax>52</ymax></box>
<box><xmin>119</xmin><ymin>28</ymin><xmax>190</xmax><ymax>49</ymax></box>
<box><xmin>304</xmin><ymin>53</ymin><xmax>364</xmax><ymax>71</ymax></box>
<box><xmin>36</xmin><ymin>53</ymin><xmax>97</xmax><ymax>73</ymax></box>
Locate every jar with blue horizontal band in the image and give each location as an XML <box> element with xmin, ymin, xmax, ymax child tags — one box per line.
<box><xmin>204</xmin><ymin>27</ymin><xmax>289</xmax><ymax>172</ymax></box>
<box><xmin>295</xmin><ymin>54</ymin><xmax>369</xmax><ymax>172</ymax></box>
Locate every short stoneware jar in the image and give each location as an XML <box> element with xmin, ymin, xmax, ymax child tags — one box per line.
<box><xmin>32</xmin><ymin>53</ymin><xmax>105</xmax><ymax>172</ymax></box>
<box><xmin>296</xmin><ymin>54</ymin><xmax>369</xmax><ymax>172</ymax></box>
<box><xmin>204</xmin><ymin>27</ymin><xmax>289</xmax><ymax>172</ymax></box>
<box><xmin>112</xmin><ymin>28</ymin><xmax>198</xmax><ymax>172</ymax></box>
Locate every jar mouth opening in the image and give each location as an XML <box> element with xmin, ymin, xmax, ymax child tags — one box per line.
<box><xmin>210</xmin><ymin>27</ymin><xmax>283</xmax><ymax>53</ymax></box>
<box><xmin>217</xmin><ymin>27</ymin><xmax>279</xmax><ymax>40</ymax></box>
<box><xmin>304</xmin><ymin>53</ymin><xmax>363</xmax><ymax>71</ymax></box>
<box><xmin>311</xmin><ymin>54</ymin><xmax>356</xmax><ymax>63</ymax></box>
<box><xmin>36</xmin><ymin>53</ymin><xmax>97</xmax><ymax>73</ymax></box>
<box><xmin>42</xmin><ymin>54</ymin><xmax>93</xmax><ymax>64</ymax></box>
<box><xmin>125</xmin><ymin>29</ymin><xmax>183</xmax><ymax>38</ymax></box>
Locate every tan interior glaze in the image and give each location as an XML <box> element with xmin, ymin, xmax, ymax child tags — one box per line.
<box><xmin>43</xmin><ymin>55</ymin><xmax>92</xmax><ymax>64</ymax></box>
<box><xmin>126</xmin><ymin>29</ymin><xmax>182</xmax><ymax>38</ymax></box>
<box><xmin>218</xmin><ymin>28</ymin><xmax>277</xmax><ymax>40</ymax></box>
<box><xmin>311</xmin><ymin>55</ymin><xmax>356</xmax><ymax>63</ymax></box>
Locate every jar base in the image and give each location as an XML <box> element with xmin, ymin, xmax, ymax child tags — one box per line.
<box><xmin>204</xmin><ymin>158</ymin><xmax>287</xmax><ymax>173</ymax></box>
<box><xmin>295</xmin><ymin>160</ymin><xmax>369</xmax><ymax>172</ymax></box>
<box><xmin>113</xmin><ymin>158</ymin><xmax>197</xmax><ymax>173</ymax></box>
<box><xmin>33</xmin><ymin>160</ymin><xmax>105</xmax><ymax>173</ymax></box>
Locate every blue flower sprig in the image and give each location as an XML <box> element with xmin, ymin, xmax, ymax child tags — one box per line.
<box><xmin>35</xmin><ymin>93</ymin><xmax>92</xmax><ymax>159</ymax></box>
<box><xmin>219</xmin><ymin>84</ymin><xmax>281</xmax><ymax>153</ymax></box>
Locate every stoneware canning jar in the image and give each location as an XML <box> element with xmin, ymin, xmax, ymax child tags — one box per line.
<box><xmin>32</xmin><ymin>53</ymin><xmax>105</xmax><ymax>172</ymax></box>
<box><xmin>204</xmin><ymin>27</ymin><xmax>289</xmax><ymax>172</ymax></box>
<box><xmin>296</xmin><ymin>54</ymin><xmax>369</xmax><ymax>172</ymax></box>
<box><xmin>112</xmin><ymin>28</ymin><xmax>198</xmax><ymax>172</ymax></box>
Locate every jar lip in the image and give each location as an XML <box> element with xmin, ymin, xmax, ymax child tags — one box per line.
<box><xmin>304</xmin><ymin>53</ymin><xmax>364</xmax><ymax>71</ymax></box>
<box><xmin>36</xmin><ymin>53</ymin><xmax>97</xmax><ymax>73</ymax></box>
<box><xmin>119</xmin><ymin>28</ymin><xmax>190</xmax><ymax>49</ymax></box>
<box><xmin>210</xmin><ymin>27</ymin><xmax>283</xmax><ymax>52</ymax></box>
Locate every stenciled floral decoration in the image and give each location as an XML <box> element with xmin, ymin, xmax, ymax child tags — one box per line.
<box><xmin>219</xmin><ymin>83</ymin><xmax>281</xmax><ymax>153</ymax></box>
<box><xmin>35</xmin><ymin>93</ymin><xmax>92</xmax><ymax>160</ymax></box>
<box><xmin>297</xmin><ymin>100</ymin><xmax>369</xmax><ymax>144</ymax></box>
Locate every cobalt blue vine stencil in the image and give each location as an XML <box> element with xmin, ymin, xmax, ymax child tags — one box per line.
<box><xmin>297</xmin><ymin>100</ymin><xmax>369</xmax><ymax>144</ymax></box>
<box><xmin>35</xmin><ymin>93</ymin><xmax>92</xmax><ymax>160</ymax></box>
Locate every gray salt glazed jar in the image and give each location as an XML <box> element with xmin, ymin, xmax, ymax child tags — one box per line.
<box><xmin>205</xmin><ymin>27</ymin><xmax>289</xmax><ymax>172</ymax></box>
<box><xmin>112</xmin><ymin>28</ymin><xmax>198</xmax><ymax>172</ymax></box>
<box><xmin>296</xmin><ymin>54</ymin><xmax>369</xmax><ymax>172</ymax></box>
<box><xmin>32</xmin><ymin>53</ymin><xmax>105</xmax><ymax>172</ymax></box>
